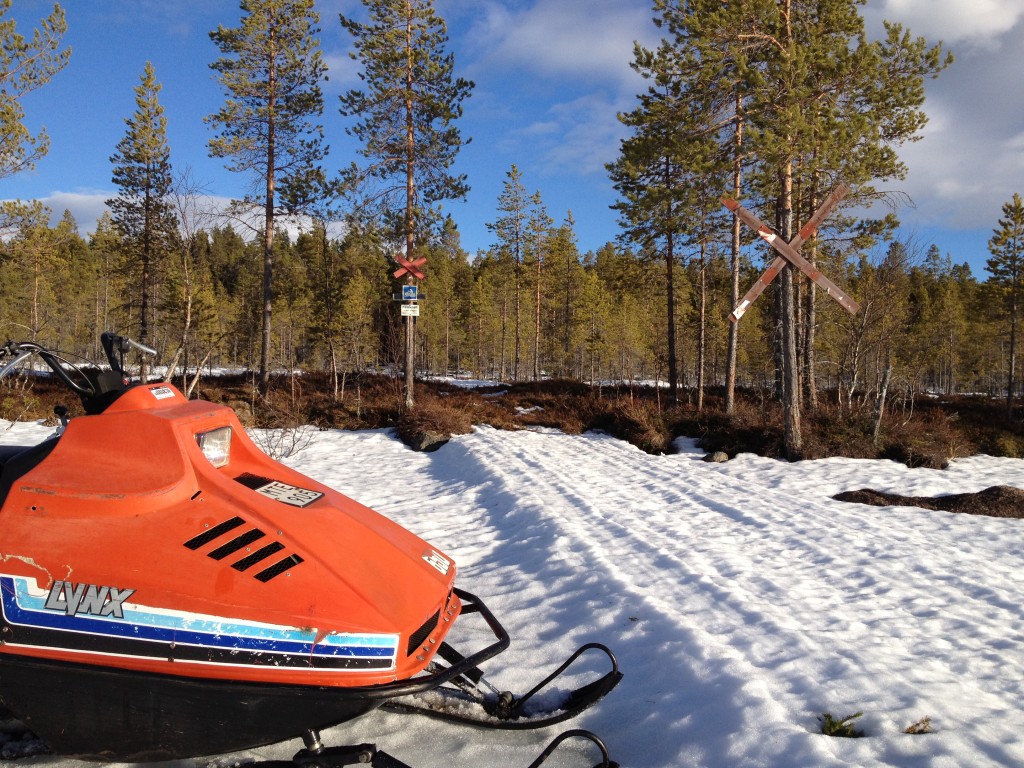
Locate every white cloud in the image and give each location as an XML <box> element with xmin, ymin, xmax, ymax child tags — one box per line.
<box><xmin>322</xmin><ymin>51</ymin><xmax>361</xmax><ymax>94</ymax></box>
<box><xmin>1008</xmin><ymin>132</ymin><xmax>1024</xmax><ymax>153</ymax></box>
<box><xmin>38</xmin><ymin>191</ymin><xmax>111</xmax><ymax>233</ymax></box>
<box><xmin>855</xmin><ymin>0</ymin><xmax>1024</xmax><ymax>236</ymax></box>
<box><xmin>459</xmin><ymin>0</ymin><xmax>656</xmax><ymax>94</ymax></box>
<box><xmin>10</xmin><ymin>191</ymin><xmax>258</xmax><ymax>239</ymax></box>
<box><xmin>541</xmin><ymin>93</ymin><xmax>631</xmax><ymax>175</ymax></box>
<box><xmin>869</xmin><ymin>0</ymin><xmax>1024</xmax><ymax>45</ymax></box>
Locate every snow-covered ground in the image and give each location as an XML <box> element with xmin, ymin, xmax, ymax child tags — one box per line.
<box><xmin>3</xmin><ymin>420</ymin><xmax>1024</xmax><ymax>768</ymax></box>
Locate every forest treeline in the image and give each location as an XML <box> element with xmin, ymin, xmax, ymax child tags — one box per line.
<box><xmin>0</xmin><ymin>200</ymin><xmax>1011</xmax><ymax>410</ymax></box>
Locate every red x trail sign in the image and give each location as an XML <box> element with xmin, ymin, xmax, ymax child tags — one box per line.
<box><xmin>723</xmin><ymin>185</ymin><xmax>860</xmax><ymax>322</ymax></box>
<box><xmin>393</xmin><ymin>254</ymin><xmax>426</xmax><ymax>280</ymax></box>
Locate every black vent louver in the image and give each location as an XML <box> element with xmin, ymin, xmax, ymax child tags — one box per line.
<box><xmin>184</xmin><ymin>516</ymin><xmax>244</xmax><ymax>550</ymax></box>
<box><xmin>232</xmin><ymin>542</ymin><xmax>285</xmax><ymax>572</ymax></box>
<box><xmin>209</xmin><ymin>529</ymin><xmax>266</xmax><ymax>560</ymax></box>
<box><xmin>407</xmin><ymin>610</ymin><xmax>440</xmax><ymax>656</ymax></box>
<box><xmin>254</xmin><ymin>554</ymin><xmax>305</xmax><ymax>583</ymax></box>
<box><xmin>184</xmin><ymin>517</ymin><xmax>303</xmax><ymax>583</ymax></box>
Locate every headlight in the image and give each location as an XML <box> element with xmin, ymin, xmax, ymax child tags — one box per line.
<box><xmin>196</xmin><ymin>426</ymin><xmax>232</xmax><ymax>468</ymax></box>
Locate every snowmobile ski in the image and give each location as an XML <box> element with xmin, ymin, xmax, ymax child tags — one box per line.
<box><xmin>382</xmin><ymin>641</ymin><xmax>622</xmax><ymax>730</ymax></box>
<box><xmin>382</xmin><ymin>590</ymin><xmax>622</xmax><ymax>730</ymax></box>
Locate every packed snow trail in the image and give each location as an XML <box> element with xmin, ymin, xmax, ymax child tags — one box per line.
<box><xmin>295</xmin><ymin>426</ymin><xmax>1024</xmax><ymax>768</ymax></box>
<box><xmin>3</xmin><ymin>422</ymin><xmax>1024</xmax><ymax>767</ymax></box>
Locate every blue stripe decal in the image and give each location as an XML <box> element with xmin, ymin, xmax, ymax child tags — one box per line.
<box><xmin>0</xmin><ymin>576</ymin><xmax>398</xmax><ymax>663</ymax></box>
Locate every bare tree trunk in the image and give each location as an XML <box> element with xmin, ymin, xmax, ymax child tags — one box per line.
<box><xmin>666</xmin><ymin>232</ymin><xmax>678</xmax><ymax>407</ymax></box>
<box><xmin>329</xmin><ymin>339</ymin><xmax>339</xmax><ymax>400</ymax></box>
<box><xmin>259</xmin><ymin>26</ymin><xmax>277</xmax><ymax>397</ymax></box>
<box><xmin>725</xmin><ymin>92</ymin><xmax>742</xmax><ymax>414</ymax></box>
<box><xmin>873</xmin><ymin>349</ymin><xmax>892</xmax><ymax>445</ymax></box>
<box><xmin>804</xmin><ymin>180</ymin><xmax>819</xmax><ymax>409</ymax></box>
<box><xmin>513</xmin><ymin>242</ymin><xmax>521</xmax><ymax>380</ymax></box>
<box><xmin>697</xmin><ymin>243</ymin><xmax>707</xmax><ymax>412</ymax></box>
<box><xmin>403</xmin><ymin>1</ymin><xmax>416</xmax><ymax>410</ymax></box>
<box><xmin>1008</xmin><ymin>289</ymin><xmax>1017</xmax><ymax>418</ymax></box>
<box><xmin>534</xmin><ymin>244</ymin><xmax>542</xmax><ymax>380</ymax></box>
<box><xmin>779</xmin><ymin>161</ymin><xmax>801</xmax><ymax>459</ymax></box>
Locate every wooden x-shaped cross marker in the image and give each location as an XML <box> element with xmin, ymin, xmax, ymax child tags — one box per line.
<box><xmin>722</xmin><ymin>185</ymin><xmax>860</xmax><ymax>322</ymax></box>
<box><xmin>393</xmin><ymin>254</ymin><xmax>427</xmax><ymax>280</ymax></box>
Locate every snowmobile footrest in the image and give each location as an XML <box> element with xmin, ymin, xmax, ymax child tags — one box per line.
<box><xmin>278</xmin><ymin>728</ymin><xmax>617</xmax><ymax>768</ymax></box>
<box><xmin>527</xmin><ymin>730</ymin><xmax>619</xmax><ymax>768</ymax></box>
<box><xmin>504</xmin><ymin>642</ymin><xmax>623</xmax><ymax>724</ymax></box>
<box><xmin>287</xmin><ymin>730</ymin><xmax>413</xmax><ymax>768</ymax></box>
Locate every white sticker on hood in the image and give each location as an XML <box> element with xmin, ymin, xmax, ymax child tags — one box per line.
<box><xmin>423</xmin><ymin>550</ymin><xmax>451</xmax><ymax>575</ymax></box>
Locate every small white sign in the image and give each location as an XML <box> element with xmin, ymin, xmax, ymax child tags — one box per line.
<box><xmin>401</xmin><ymin>303</ymin><xmax>420</xmax><ymax>317</ymax></box>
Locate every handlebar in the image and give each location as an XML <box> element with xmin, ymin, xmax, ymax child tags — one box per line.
<box><xmin>0</xmin><ymin>341</ymin><xmax>96</xmax><ymax>398</ymax></box>
<box><xmin>101</xmin><ymin>332</ymin><xmax>154</xmax><ymax>376</ymax></box>
<box><xmin>130</xmin><ymin>339</ymin><xmax>157</xmax><ymax>356</ymax></box>
<box><xmin>0</xmin><ymin>333</ymin><xmax>153</xmax><ymax>402</ymax></box>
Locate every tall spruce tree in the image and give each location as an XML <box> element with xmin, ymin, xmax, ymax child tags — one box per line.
<box><xmin>108</xmin><ymin>62</ymin><xmax>176</xmax><ymax>378</ymax></box>
<box><xmin>207</xmin><ymin>0</ymin><xmax>327</xmax><ymax>393</ymax></box>
<box><xmin>0</xmin><ymin>201</ymin><xmax>55</xmax><ymax>339</ymax></box>
<box><xmin>339</xmin><ymin>0</ymin><xmax>473</xmax><ymax>407</ymax></box>
<box><xmin>525</xmin><ymin>192</ymin><xmax>552</xmax><ymax>381</ymax></box>
<box><xmin>0</xmin><ymin>1</ymin><xmax>69</xmax><ymax>180</ymax></box>
<box><xmin>987</xmin><ymin>193</ymin><xmax>1024</xmax><ymax>417</ymax></box>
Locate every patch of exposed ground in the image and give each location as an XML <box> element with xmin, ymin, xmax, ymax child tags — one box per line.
<box><xmin>833</xmin><ymin>485</ymin><xmax>1024</xmax><ymax>519</ymax></box>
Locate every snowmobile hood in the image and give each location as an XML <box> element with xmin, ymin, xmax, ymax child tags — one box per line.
<box><xmin>0</xmin><ymin>383</ymin><xmax>459</xmax><ymax>686</ymax></box>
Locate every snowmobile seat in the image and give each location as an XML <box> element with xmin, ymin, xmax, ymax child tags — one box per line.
<box><xmin>0</xmin><ymin>437</ymin><xmax>59</xmax><ymax>509</ymax></box>
<box><xmin>0</xmin><ymin>444</ymin><xmax>28</xmax><ymax>468</ymax></box>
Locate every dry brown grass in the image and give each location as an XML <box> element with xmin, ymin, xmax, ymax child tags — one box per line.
<box><xmin>6</xmin><ymin>371</ymin><xmax>1024</xmax><ymax>465</ymax></box>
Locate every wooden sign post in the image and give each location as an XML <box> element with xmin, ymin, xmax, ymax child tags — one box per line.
<box><xmin>393</xmin><ymin>253</ymin><xmax>426</xmax><ymax>409</ymax></box>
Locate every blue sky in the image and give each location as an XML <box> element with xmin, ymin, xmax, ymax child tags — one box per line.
<box><xmin>5</xmin><ymin>0</ymin><xmax>1024</xmax><ymax>278</ymax></box>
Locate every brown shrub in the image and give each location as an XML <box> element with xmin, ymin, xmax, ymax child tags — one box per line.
<box><xmin>592</xmin><ymin>397</ymin><xmax>672</xmax><ymax>454</ymax></box>
<box><xmin>396</xmin><ymin>392</ymin><xmax>474</xmax><ymax>451</ymax></box>
<box><xmin>8</xmin><ymin>368</ymin><xmax>1024</xmax><ymax>467</ymax></box>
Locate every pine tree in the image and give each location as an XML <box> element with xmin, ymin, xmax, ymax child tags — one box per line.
<box><xmin>340</xmin><ymin>0</ymin><xmax>473</xmax><ymax>406</ymax></box>
<box><xmin>300</xmin><ymin>219</ymin><xmax>345</xmax><ymax>397</ymax></box>
<box><xmin>108</xmin><ymin>62</ymin><xmax>176</xmax><ymax>378</ymax></box>
<box><xmin>525</xmin><ymin>194</ymin><xmax>552</xmax><ymax>381</ymax></box>
<box><xmin>487</xmin><ymin>165</ymin><xmax>532</xmax><ymax>381</ymax></box>
<box><xmin>423</xmin><ymin>216</ymin><xmax>469</xmax><ymax>377</ymax></box>
<box><xmin>0</xmin><ymin>1</ymin><xmax>69</xmax><ymax>180</ymax></box>
<box><xmin>543</xmin><ymin>214</ymin><xmax>586</xmax><ymax>378</ymax></box>
<box><xmin>639</xmin><ymin>0</ymin><xmax>951</xmax><ymax>456</ymax></box>
<box><xmin>88</xmin><ymin>213</ymin><xmax>122</xmax><ymax>351</ymax></box>
<box><xmin>746</xmin><ymin>2</ymin><xmax>950</xmax><ymax>457</ymax></box>
<box><xmin>609</xmin><ymin>17</ymin><xmax>729</xmax><ymax>406</ymax></box>
<box><xmin>987</xmin><ymin>193</ymin><xmax>1024</xmax><ymax>416</ymax></box>
<box><xmin>207</xmin><ymin>0</ymin><xmax>328</xmax><ymax>393</ymax></box>
<box><xmin>643</xmin><ymin>0</ymin><xmax>754</xmax><ymax>413</ymax></box>
<box><xmin>0</xmin><ymin>201</ymin><xmax>63</xmax><ymax>341</ymax></box>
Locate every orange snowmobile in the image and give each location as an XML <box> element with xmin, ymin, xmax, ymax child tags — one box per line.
<box><xmin>0</xmin><ymin>334</ymin><xmax>621</xmax><ymax>767</ymax></box>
